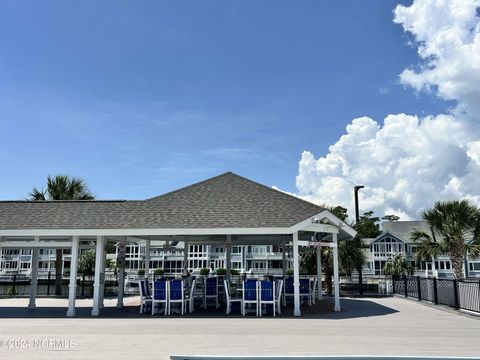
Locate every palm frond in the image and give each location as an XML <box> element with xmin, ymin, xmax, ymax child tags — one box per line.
<box><xmin>414</xmin><ymin>239</ymin><xmax>444</xmax><ymax>261</ymax></box>
<box><xmin>410</xmin><ymin>229</ymin><xmax>432</xmax><ymax>243</ymax></box>
<box><xmin>46</xmin><ymin>175</ymin><xmax>95</xmax><ymax>200</ymax></box>
<box><xmin>28</xmin><ymin>187</ymin><xmax>46</xmax><ymax>201</ymax></box>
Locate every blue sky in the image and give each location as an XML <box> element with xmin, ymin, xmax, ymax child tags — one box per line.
<box><xmin>0</xmin><ymin>0</ymin><xmax>452</xmax><ymax>200</ymax></box>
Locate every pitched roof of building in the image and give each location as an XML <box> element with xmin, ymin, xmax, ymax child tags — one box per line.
<box><xmin>0</xmin><ymin>172</ymin><xmax>324</xmax><ymax>230</ymax></box>
<box><xmin>381</xmin><ymin>220</ymin><xmax>431</xmax><ymax>243</ymax></box>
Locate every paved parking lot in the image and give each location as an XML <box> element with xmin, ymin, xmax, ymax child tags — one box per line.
<box><xmin>0</xmin><ymin>296</ymin><xmax>478</xmax><ymax>359</ymax></box>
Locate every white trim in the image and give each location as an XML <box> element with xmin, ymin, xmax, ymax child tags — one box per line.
<box><xmin>0</xmin><ymin>212</ymin><xmax>356</xmax><ymax>239</ymax></box>
<box><xmin>0</xmin><ymin>227</ymin><xmax>293</xmax><ymax>237</ymax></box>
<box><xmin>317</xmin><ymin>210</ymin><xmax>357</xmax><ymax>237</ymax></box>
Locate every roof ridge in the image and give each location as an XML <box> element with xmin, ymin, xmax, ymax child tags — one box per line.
<box><xmin>225</xmin><ymin>172</ymin><xmax>324</xmax><ymax>210</ymax></box>
<box><xmin>147</xmin><ymin>171</ymin><xmax>323</xmax><ymax>211</ymax></box>
<box><xmin>0</xmin><ymin>200</ymin><xmax>129</xmax><ymax>203</ymax></box>
<box><xmin>145</xmin><ymin>172</ymin><xmax>234</xmax><ymax>201</ymax></box>
<box><xmin>386</xmin><ymin>220</ymin><xmax>425</xmax><ymax>223</ymax></box>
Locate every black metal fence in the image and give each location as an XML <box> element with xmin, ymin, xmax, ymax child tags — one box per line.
<box><xmin>0</xmin><ymin>272</ymin><xmax>120</xmax><ymax>297</ymax></box>
<box><xmin>392</xmin><ymin>275</ymin><xmax>480</xmax><ymax>314</ymax></box>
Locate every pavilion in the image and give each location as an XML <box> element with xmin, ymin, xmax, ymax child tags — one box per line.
<box><xmin>0</xmin><ymin>172</ymin><xmax>356</xmax><ymax>317</ymax></box>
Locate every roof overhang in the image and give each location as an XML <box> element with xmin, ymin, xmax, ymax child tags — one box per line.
<box><xmin>0</xmin><ymin>209</ymin><xmax>356</xmax><ymax>246</ymax></box>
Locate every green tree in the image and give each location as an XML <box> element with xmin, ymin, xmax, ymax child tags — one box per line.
<box><xmin>299</xmin><ymin>246</ymin><xmax>334</xmax><ymax>294</ymax></box>
<box><xmin>382</xmin><ymin>214</ymin><xmax>400</xmax><ymax>222</ymax></box>
<box><xmin>355</xmin><ymin>211</ymin><xmax>381</xmax><ymax>238</ymax></box>
<box><xmin>411</xmin><ymin>200</ymin><xmax>480</xmax><ymax>279</ymax></box>
<box><xmin>28</xmin><ymin>175</ymin><xmax>95</xmax><ymax>295</ymax></box>
<box><xmin>78</xmin><ymin>250</ymin><xmax>96</xmax><ymax>276</ymax></box>
<box><xmin>330</xmin><ymin>206</ymin><xmax>348</xmax><ymax>222</ymax></box>
<box><xmin>347</xmin><ymin>211</ymin><xmax>380</xmax><ymax>284</ymax></box>
<box><xmin>383</xmin><ymin>254</ymin><xmax>411</xmax><ymax>275</ymax></box>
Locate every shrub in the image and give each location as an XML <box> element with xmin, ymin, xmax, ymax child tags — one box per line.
<box><xmin>230</xmin><ymin>269</ymin><xmax>239</xmax><ymax>276</ymax></box>
<box><xmin>216</xmin><ymin>268</ymin><xmax>227</xmax><ymax>276</ymax></box>
<box><xmin>137</xmin><ymin>269</ymin><xmax>145</xmax><ymax>276</ymax></box>
<box><xmin>199</xmin><ymin>268</ymin><xmax>210</xmax><ymax>276</ymax></box>
<box><xmin>285</xmin><ymin>269</ymin><xmax>294</xmax><ymax>276</ymax></box>
<box><xmin>7</xmin><ymin>287</ymin><xmax>18</xmax><ymax>297</ymax></box>
<box><xmin>154</xmin><ymin>268</ymin><xmax>164</xmax><ymax>275</ymax></box>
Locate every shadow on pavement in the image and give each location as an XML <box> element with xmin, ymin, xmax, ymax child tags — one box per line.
<box><xmin>0</xmin><ymin>296</ymin><xmax>397</xmax><ymax>319</ymax></box>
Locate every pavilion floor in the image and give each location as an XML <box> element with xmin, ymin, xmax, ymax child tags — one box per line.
<box><xmin>0</xmin><ymin>295</ymin><xmax>341</xmax><ymax>318</ymax></box>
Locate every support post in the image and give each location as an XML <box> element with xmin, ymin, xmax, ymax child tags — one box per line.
<box><xmin>92</xmin><ymin>236</ymin><xmax>104</xmax><ymax>316</ymax></box>
<box><xmin>183</xmin><ymin>240</ymin><xmax>188</xmax><ymax>275</ymax></box>
<box><xmin>404</xmin><ymin>274</ymin><xmax>408</xmax><ymax>298</ymax></box>
<box><xmin>333</xmin><ymin>233</ymin><xmax>341</xmax><ymax>311</ymax></box>
<box><xmin>28</xmin><ymin>245</ymin><xmax>39</xmax><ymax>309</ymax></box>
<box><xmin>282</xmin><ymin>243</ymin><xmax>287</xmax><ymax>278</ymax></box>
<box><xmin>316</xmin><ymin>243</ymin><xmax>322</xmax><ymax>300</ymax></box>
<box><xmin>417</xmin><ymin>276</ymin><xmax>422</xmax><ymax>301</ymax></box>
<box><xmin>66</xmin><ymin>236</ymin><xmax>80</xmax><ymax>317</ymax></box>
<box><xmin>12</xmin><ymin>274</ymin><xmax>16</xmax><ymax>296</ymax></box>
<box><xmin>117</xmin><ymin>236</ymin><xmax>126</xmax><ymax>309</ymax></box>
<box><xmin>226</xmin><ymin>235</ymin><xmax>232</xmax><ymax>283</ymax></box>
<box><xmin>145</xmin><ymin>239</ymin><xmax>151</xmax><ymax>279</ymax></box>
<box><xmin>453</xmin><ymin>279</ymin><xmax>459</xmax><ymax>309</ymax></box>
<box><xmin>433</xmin><ymin>277</ymin><xmax>438</xmax><ymax>305</ymax></box>
<box><xmin>47</xmin><ymin>271</ymin><xmax>51</xmax><ymax>296</ymax></box>
<box><xmin>99</xmin><ymin>237</ymin><xmax>106</xmax><ymax>310</ymax></box>
<box><xmin>292</xmin><ymin>231</ymin><xmax>301</xmax><ymax>316</ymax></box>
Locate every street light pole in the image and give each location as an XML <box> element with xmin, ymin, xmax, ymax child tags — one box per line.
<box><xmin>354</xmin><ymin>186</ymin><xmax>364</xmax><ymax>223</ymax></box>
<box><xmin>354</xmin><ymin>185</ymin><xmax>365</xmax><ymax>295</ymax></box>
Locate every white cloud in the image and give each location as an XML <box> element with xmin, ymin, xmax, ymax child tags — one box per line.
<box><xmin>295</xmin><ymin>0</ymin><xmax>480</xmax><ymax>220</ymax></box>
<box><xmin>395</xmin><ymin>0</ymin><xmax>480</xmax><ymax>118</ymax></box>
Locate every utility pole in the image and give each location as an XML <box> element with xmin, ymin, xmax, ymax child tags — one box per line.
<box><xmin>354</xmin><ymin>185</ymin><xmax>364</xmax><ymax>296</ymax></box>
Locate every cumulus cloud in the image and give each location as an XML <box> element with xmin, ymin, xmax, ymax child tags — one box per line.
<box><xmin>295</xmin><ymin>0</ymin><xmax>480</xmax><ymax>220</ymax></box>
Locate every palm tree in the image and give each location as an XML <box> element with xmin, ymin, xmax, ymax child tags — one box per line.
<box><xmin>300</xmin><ymin>240</ymin><xmax>366</xmax><ymax>295</ymax></box>
<box><xmin>78</xmin><ymin>250</ymin><xmax>96</xmax><ymax>276</ymax></box>
<box><xmin>29</xmin><ymin>175</ymin><xmax>94</xmax><ymax>201</ymax></box>
<box><xmin>411</xmin><ymin>200</ymin><xmax>480</xmax><ymax>279</ymax></box>
<box><xmin>383</xmin><ymin>254</ymin><xmax>411</xmax><ymax>275</ymax></box>
<box><xmin>28</xmin><ymin>175</ymin><xmax>94</xmax><ymax>295</ymax></box>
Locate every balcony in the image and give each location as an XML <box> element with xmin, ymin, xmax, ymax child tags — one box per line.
<box><xmin>246</xmin><ymin>252</ymin><xmax>285</xmax><ymax>260</ymax></box>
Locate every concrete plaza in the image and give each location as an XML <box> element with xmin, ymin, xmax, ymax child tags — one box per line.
<box><xmin>0</xmin><ymin>296</ymin><xmax>478</xmax><ymax>359</ymax></box>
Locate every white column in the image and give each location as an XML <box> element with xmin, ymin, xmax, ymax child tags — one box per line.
<box><xmin>145</xmin><ymin>239</ymin><xmax>151</xmax><ymax>278</ymax></box>
<box><xmin>241</xmin><ymin>246</ymin><xmax>246</xmax><ymax>272</ymax></box>
<box><xmin>316</xmin><ymin>244</ymin><xmax>323</xmax><ymax>300</ymax></box>
<box><xmin>117</xmin><ymin>237</ymin><xmax>126</xmax><ymax>309</ymax></box>
<box><xmin>292</xmin><ymin>232</ymin><xmax>301</xmax><ymax>317</ymax></box>
<box><xmin>67</xmin><ymin>236</ymin><xmax>80</xmax><ymax>317</ymax></box>
<box><xmin>183</xmin><ymin>240</ymin><xmax>188</xmax><ymax>274</ymax></box>
<box><xmin>333</xmin><ymin>233</ymin><xmax>341</xmax><ymax>312</ymax></box>
<box><xmin>92</xmin><ymin>236</ymin><xmax>104</xmax><ymax>316</ymax></box>
<box><xmin>99</xmin><ymin>237</ymin><xmax>106</xmax><ymax>310</ymax></box>
<box><xmin>226</xmin><ymin>235</ymin><xmax>232</xmax><ymax>283</ymax></box>
<box><xmin>28</xmin><ymin>245</ymin><xmax>39</xmax><ymax>309</ymax></box>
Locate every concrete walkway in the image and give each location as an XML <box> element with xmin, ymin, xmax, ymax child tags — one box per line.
<box><xmin>0</xmin><ymin>296</ymin><xmax>478</xmax><ymax>359</ymax></box>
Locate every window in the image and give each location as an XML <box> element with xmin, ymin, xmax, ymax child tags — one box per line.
<box><xmin>469</xmin><ymin>262</ymin><xmax>480</xmax><ymax>271</ymax></box>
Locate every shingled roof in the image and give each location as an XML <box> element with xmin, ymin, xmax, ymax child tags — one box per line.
<box><xmin>0</xmin><ymin>172</ymin><xmax>324</xmax><ymax>230</ymax></box>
